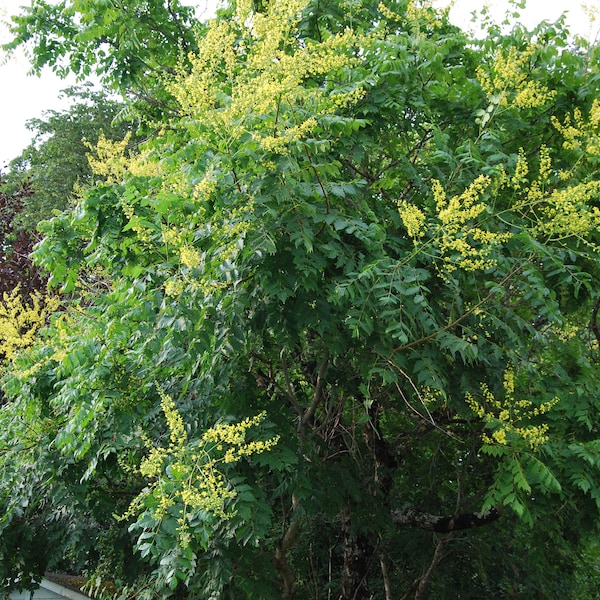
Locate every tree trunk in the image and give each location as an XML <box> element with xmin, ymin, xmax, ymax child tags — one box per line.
<box><xmin>341</xmin><ymin>508</ymin><xmax>371</xmax><ymax>600</ymax></box>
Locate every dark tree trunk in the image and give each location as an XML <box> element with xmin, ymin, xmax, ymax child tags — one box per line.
<box><xmin>341</xmin><ymin>508</ymin><xmax>372</xmax><ymax>600</ymax></box>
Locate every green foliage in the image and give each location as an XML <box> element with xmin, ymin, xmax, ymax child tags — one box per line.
<box><xmin>2</xmin><ymin>0</ymin><xmax>600</xmax><ymax>598</ymax></box>
<box><xmin>3</xmin><ymin>0</ymin><xmax>199</xmax><ymax>91</ymax></box>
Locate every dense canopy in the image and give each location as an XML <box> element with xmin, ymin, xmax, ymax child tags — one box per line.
<box><xmin>2</xmin><ymin>1</ymin><xmax>600</xmax><ymax>598</ymax></box>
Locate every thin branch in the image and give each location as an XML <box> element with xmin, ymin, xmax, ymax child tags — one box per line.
<box><xmin>415</xmin><ymin>535</ymin><xmax>450</xmax><ymax>600</ymax></box>
<box><xmin>590</xmin><ymin>296</ymin><xmax>600</xmax><ymax>350</ymax></box>
<box><xmin>273</xmin><ymin>95</ymin><xmax>282</xmax><ymax>138</ymax></box>
<box><xmin>273</xmin><ymin>495</ymin><xmax>301</xmax><ymax>600</ymax></box>
<box><xmin>391</xmin><ymin>265</ymin><xmax>522</xmax><ymax>355</ymax></box>
<box><xmin>392</xmin><ymin>506</ymin><xmax>500</xmax><ymax>532</ymax></box>
<box><xmin>379</xmin><ymin>551</ymin><xmax>393</xmax><ymax>600</ymax></box>
<box><xmin>280</xmin><ymin>348</ymin><xmax>303</xmax><ymax>417</ymax></box>
<box><xmin>300</xmin><ymin>348</ymin><xmax>329</xmax><ymax>429</ymax></box>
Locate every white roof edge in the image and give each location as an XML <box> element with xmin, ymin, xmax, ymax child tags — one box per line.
<box><xmin>40</xmin><ymin>578</ymin><xmax>92</xmax><ymax>600</ymax></box>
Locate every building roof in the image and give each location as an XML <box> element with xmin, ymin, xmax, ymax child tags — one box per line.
<box><xmin>9</xmin><ymin>576</ymin><xmax>92</xmax><ymax>600</ymax></box>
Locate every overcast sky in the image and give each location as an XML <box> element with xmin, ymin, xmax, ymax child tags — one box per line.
<box><xmin>0</xmin><ymin>0</ymin><xmax>598</xmax><ymax>168</ymax></box>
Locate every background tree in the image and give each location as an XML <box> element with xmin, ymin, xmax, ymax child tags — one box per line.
<box><xmin>3</xmin><ymin>0</ymin><xmax>203</xmax><ymax>119</ymax></box>
<box><xmin>1</xmin><ymin>1</ymin><xmax>600</xmax><ymax>599</ymax></box>
<box><xmin>0</xmin><ymin>172</ymin><xmax>42</xmax><ymax>295</ymax></box>
<box><xmin>5</xmin><ymin>85</ymin><xmax>135</xmax><ymax>234</ymax></box>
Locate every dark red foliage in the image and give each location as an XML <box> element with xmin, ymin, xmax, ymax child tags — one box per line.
<box><xmin>0</xmin><ymin>169</ymin><xmax>47</xmax><ymax>296</ymax></box>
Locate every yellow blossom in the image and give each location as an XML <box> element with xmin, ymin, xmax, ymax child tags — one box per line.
<box><xmin>121</xmin><ymin>384</ymin><xmax>279</xmax><ymax>542</ymax></box>
<box><xmin>511</xmin><ymin>148</ymin><xmax>529</xmax><ymax>190</ymax></box>
<box><xmin>85</xmin><ymin>132</ymin><xmax>132</xmax><ymax>182</ymax></box>
<box><xmin>179</xmin><ymin>246</ymin><xmax>202</xmax><ymax>269</ymax></box>
<box><xmin>0</xmin><ymin>287</ymin><xmax>60</xmax><ymax>361</ymax></box>
<box><xmin>398</xmin><ymin>201</ymin><xmax>426</xmax><ymax>238</ymax></box>
<box><xmin>466</xmin><ymin>367</ymin><xmax>559</xmax><ymax>451</ymax></box>
<box><xmin>432</xmin><ymin>175</ymin><xmax>511</xmax><ymax>273</ymax></box>
<box><xmin>476</xmin><ymin>45</ymin><xmax>556</xmax><ymax>113</ymax></box>
<box><xmin>552</xmin><ymin>99</ymin><xmax>600</xmax><ymax>158</ymax></box>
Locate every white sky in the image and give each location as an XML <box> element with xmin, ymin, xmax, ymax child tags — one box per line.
<box><xmin>0</xmin><ymin>0</ymin><xmax>598</xmax><ymax>167</ymax></box>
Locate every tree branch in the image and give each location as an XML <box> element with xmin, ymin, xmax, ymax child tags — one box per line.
<box><xmin>273</xmin><ymin>495</ymin><xmax>301</xmax><ymax>600</ymax></box>
<box><xmin>391</xmin><ymin>265</ymin><xmax>522</xmax><ymax>354</ymax></box>
<box><xmin>392</xmin><ymin>506</ymin><xmax>500</xmax><ymax>532</ymax></box>
<box><xmin>590</xmin><ymin>296</ymin><xmax>600</xmax><ymax>350</ymax></box>
<box><xmin>300</xmin><ymin>348</ymin><xmax>329</xmax><ymax>429</ymax></box>
<box><xmin>280</xmin><ymin>348</ymin><xmax>303</xmax><ymax>418</ymax></box>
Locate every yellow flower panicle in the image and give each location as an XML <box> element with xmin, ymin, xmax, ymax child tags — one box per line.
<box><xmin>398</xmin><ymin>201</ymin><xmax>426</xmax><ymax>239</ymax></box>
<box><xmin>179</xmin><ymin>246</ymin><xmax>202</xmax><ymax>270</ymax></box>
<box><xmin>379</xmin><ymin>1</ymin><xmax>446</xmax><ymax>30</ymax></box>
<box><xmin>476</xmin><ymin>45</ymin><xmax>556</xmax><ymax>112</ymax></box>
<box><xmin>537</xmin><ymin>182</ymin><xmax>600</xmax><ymax>240</ymax></box>
<box><xmin>0</xmin><ymin>287</ymin><xmax>60</xmax><ymax>361</ymax></box>
<box><xmin>122</xmin><ymin>384</ymin><xmax>279</xmax><ymax>547</ymax></box>
<box><xmin>160</xmin><ymin>198</ymin><xmax>254</xmax><ymax>297</ymax></box>
<box><xmin>511</xmin><ymin>148</ymin><xmax>529</xmax><ymax>190</ymax></box>
<box><xmin>552</xmin><ymin>99</ymin><xmax>600</xmax><ymax>158</ymax></box>
<box><xmin>506</xmin><ymin>144</ymin><xmax>600</xmax><ymax>242</ymax></box>
<box><xmin>85</xmin><ymin>132</ymin><xmax>133</xmax><ymax>183</ymax></box>
<box><xmin>465</xmin><ymin>367</ymin><xmax>559</xmax><ymax>451</ymax></box>
<box><xmin>168</xmin><ymin>0</ymin><xmax>364</xmax><ymax>146</ymax></box>
<box><xmin>432</xmin><ymin>176</ymin><xmax>511</xmax><ymax>273</ymax></box>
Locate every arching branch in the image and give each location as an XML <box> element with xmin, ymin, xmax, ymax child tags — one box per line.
<box><xmin>392</xmin><ymin>506</ymin><xmax>500</xmax><ymax>533</ymax></box>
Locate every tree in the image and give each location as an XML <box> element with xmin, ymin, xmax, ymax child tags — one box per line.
<box><xmin>3</xmin><ymin>0</ymin><xmax>202</xmax><ymax>118</ymax></box>
<box><xmin>5</xmin><ymin>85</ymin><xmax>135</xmax><ymax>235</ymax></box>
<box><xmin>2</xmin><ymin>0</ymin><xmax>600</xmax><ymax>598</ymax></box>
<box><xmin>0</xmin><ymin>172</ymin><xmax>43</xmax><ymax>296</ymax></box>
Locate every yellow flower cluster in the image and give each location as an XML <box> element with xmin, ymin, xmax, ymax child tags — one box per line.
<box><xmin>476</xmin><ymin>45</ymin><xmax>556</xmax><ymax>112</ymax></box>
<box><xmin>538</xmin><ymin>145</ymin><xmax>552</xmax><ymax>182</ymax></box>
<box><xmin>433</xmin><ymin>176</ymin><xmax>511</xmax><ymax>273</ymax></box>
<box><xmin>517</xmin><ymin>145</ymin><xmax>553</xmax><ymax>202</ymax></box>
<box><xmin>169</xmin><ymin>0</ymin><xmax>364</xmax><ymax>148</ymax></box>
<box><xmin>535</xmin><ymin>181</ymin><xmax>600</xmax><ymax>240</ymax></box>
<box><xmin>556</xmin><ymin>320</ymin><xmax>582</xmax><ymax>342</ymax></box>
<box><xmin>158</xmin><ymin>384</ymin><xmax>187</xmax><ymax>447</ymax></box>
<box><xmin>164</xmin><ymin>278</ymin><xmax>186</xmax><ymax>297</ymax></box>
<box><xmin>398</xmin><ymin>201</ymin><xmax>426</xmax><ymax>239</ymax></box>
<box><xmin>511</xmin><ymin>148</ymin><xmax>529</xmax><ymax>190</ymax></box>
<box><xmin>466</xmin><ymin>367</ymin><xmax>559</xmax><ymax>451</ymax></box>
<box><xmin>437</xmin><ymin>175</ymin><xmax>490</xmax><ymax>225</ymax></box>
<box><xmin>162</xmin><ymin>226</ymin><xmax>182</xmax><ymax>247</ymax></box>
<box><xmin>552</xmin><ymin>99</ymin><xmax>600</xmax><ymax>158</ymax></box>
<box><xmin>193</xmin><ymin>171</ymin><xmax>217</xmax><ymax>202</ymax></box>
<box><xmin>179</xmin><ymin>246</ymin><xmax>202</xmax><ymax>270</ymax></box>
<box><xmin>0</xmin><ymin>287</ymin><xmax>60</xmax><ymax>361</ymax></box>
<box><xmin>85</xmin><ymin>132</ymin><xmax>132</xmax><ymax>182</ymax></box>
<box><xmin>126</xmin><ymin>384</ymin><xmax>279</xmax><ymax>545</ymax></box>
<box><xmin>256</xmin><ymin>117</ymin><xmax>318</xmax><ymax>154</ymax></box>
<box><xmin>201</xmin><ymin>412</ymin><xmax>271</xmax><ymax>443</ymax></box>
<box><xmin>118</xmin><ymin>197</ymin><xmax>153</xmax><ymax>242</ymax></box>
<box><xmin>502</xmin><ymin>145</ymin><xmax>589</xmax><ymax>235</ymax></box>
<box><xmin>159</xmin><ymin>196</ymin><xmax>252</xmax><ymax>299</ymax></box>
<box><xmin>378</xmin><ymin>1</ymin><xmax>445</xmax><ymax>30</ymax></box>
<box><xmin>505</xmin><ymin>142</ymin><xmax>600</xmax><ymax>240</ymax></box>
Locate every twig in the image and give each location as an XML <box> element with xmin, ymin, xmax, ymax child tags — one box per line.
<box><xmin>300</xmin><ymin>348</ymin><xmax>329</xmax><ymax>429</ymax></box>
<box><xmin>590</xmin><ymin>296</ymin><xmax>600</xmax><ymax>350</ymax></box>
<box><xmin>280</xmin><ymin>348</ymin><xmax>303</xmax><ymax>417</ymax></box>
<box><xmin>391</xmin><ymin>265</ymin><xmax>522</xmax><ymax>354</ymax></box>
<box><xmin>273</xmin><ymin>495</ymin><xmax>301</xmax><ymax>600</ymax></box>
